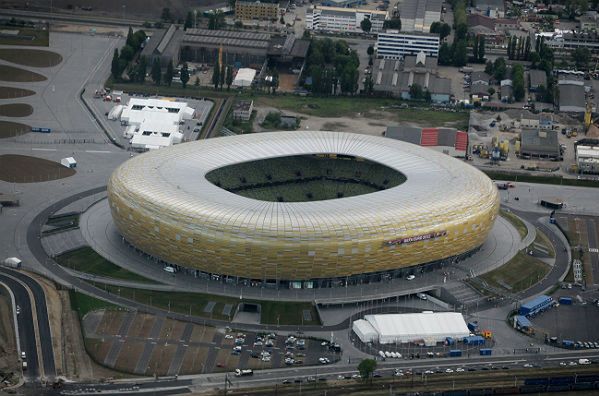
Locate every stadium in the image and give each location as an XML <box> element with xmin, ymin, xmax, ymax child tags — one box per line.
<box><xmin>107</xmin><ymin>131</ymin><xmax>500</xmax><ymax>289</ymax></box>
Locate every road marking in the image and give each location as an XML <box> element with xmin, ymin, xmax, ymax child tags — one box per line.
<box><xmin>32</xmin><ymin>148</ymin><xmax>57</xmax><ymax>151</ymax></box>
<box><xmin>85</xmin><ymin>150</ymin><xmax>112</xmax><ymax>153</ymax></box>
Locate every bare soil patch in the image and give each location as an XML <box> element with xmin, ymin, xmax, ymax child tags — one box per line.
<box><xmin>146</xmin><ymin>343</ymin><xmax>177</xmax><ymax>376</ymax></box>
<box><xmin>0</xmin><ymin>65</ymin><xmax>46</xmax><ymax>82</ymax></box>
<box><xmin>0</xmin><ymin>48</ymin><xmax>62</xmax><ymax>67</ymax></box>
<box><xmin>190</xmin><ymin>326</ymin><xmax>215</xmax><ymax>343</ymax></box>
<box><xmin>0</xmin><ymin>154</ymin><xmax>76</xmax><ymax>183</ymax></box>
<box><xmin>0</xmin><ymin>103</ymin><xmax>33</xmax><ymax>117</ymax></box>
<box><xmin>0</xmin><ymin>120</ymin><xmax>31</xmax><ymax>138</ymax></box>
<box><xmin>179</xmin><ymin>347</ymin><xmax>208</xmax><ymax>375</ymax></box>
<box><xmin>127</xmin><ymin>314</ymin><xmax>156</xmax><ymax>339</ymax></box>
<box><xmin>113</xmin><ymin>341</ymin><xmax>145</xmax><ymax>373</ymax></box>
<box><xmin>0</xmin><ymin>86</ymin><xmax>35</xmax><ymax>99</ymax></box>
<box><xmin>214</xmin><ymin>349</ymin><xmax>241</xmax><ymax>372</ymax></box>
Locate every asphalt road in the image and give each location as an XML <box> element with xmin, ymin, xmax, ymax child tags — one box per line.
<box><xmin>0</xmin><ymin>272</ymin><xmax>40</xmax><ymax>380</ymax></box>
<box><xmin>2</xmin><ymin>268</ymin><xmax>56</xmax><ymax>378</ymax></box>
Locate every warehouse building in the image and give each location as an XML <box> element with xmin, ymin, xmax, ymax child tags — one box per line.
<box><xmin>235</xmin><ymin>0</ymin><xmax>280</xmax><ymax>21</ymax></box>
<box><xmin>398</xmin><ymin>0</ymin><xmax>442</xmax><ymax>33</ymax></box>
<box><xmin>528</xmin><ymin>69</ymin><xmax>547</xmax><ymax>92</ymax></box>
<box><xmin>577</xmin><ymin>144</ymin><xmax>599</xmax><ymax>174</ymax></box>
<box><xmin>120</xmin><ymin>98</ymin><xmax>195</xmax><ymax>151</ymax></box>
<box><xmin>233</xmin><ymin>100</ymin><xmax>254</xmax><ymax>121</ymax></box>
<box><xmin>519</xmin><ymin>129</ymin><xmax>561</xmax><ymax>160</ymax></box>
<box><xmin>353</xmin><ymin>312</ymin><xmax>470</xmax><ymax>344</ymax></box>
<box><xmin>385</xmin><ymin>125</ymin><xmax>468</xmax><ymax>157</ymax></box>
<box><xmin>376</xmin><ymin>30</ymin><xmax>440</xmax><ymax>59</ymax></box>
<box><xmin>140</xmin><ymin>24</ymin><xmax>184</xmax><ymax>67</ymax></box>
<box><xmin>558</xmin><ymin>83</ymin><xmax>586</xmax><ymax>113</ymax></box>
<box><xmin>306</xmin><ymin>6</ymin><xmax>388</xmax><ymax>33</ymax></box>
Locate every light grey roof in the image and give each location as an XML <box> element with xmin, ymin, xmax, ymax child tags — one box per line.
<box><xmin>399</xmin><ymin>0</ymin><xmax>442</xmax><ymax>19</ymax></box>
<box><xmin>429</xmin><ymin>76</ymin><xmax>451</xmax><ymax>94</ymax></box>
<box><xmin>559</xmin><ymin>84</ymin><xmax>586</xmax><ymax>108</ymax></box>
<box><xmin>183</xmin><ymin>28</ymin><xmax>271</xmax><ymax>49</ymax></box>
<box><xmin>500</xmin><ymin>85</ymin><xmax>512</xmax><ymax>98</ymax></box>
<box><xmin>471</xmin><ymin>71</ymin><xmax>490</xmax><ymax>83</ymax></box>
<box><xmin>385</xmin><ymin>126</ymin><xmax>422</xmax><ymax>144</ymax></box>
<box><xmin>109</xmin><ymin>131</ymin><xmax>497</xmax><ymax>238</ymax></box>
<box><xmin>528</xmin><ymin>70</ymin><xmax>547</xmax><ymax>88</ymax></box>
<box><xmin>470</xmin><ymin>82</ymin><xmax>490</xmax><ymax>95</ymax></box>
<box><xmin>475</xmin><ymin>0</ymin><xmax>505</xmax><ymax>11</ymax></box>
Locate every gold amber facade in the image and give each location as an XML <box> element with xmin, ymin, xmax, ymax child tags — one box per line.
<box><xmin>107</xmin><ymin>131</ymin><xmax>499</xmax><ymax>281</ymax></box>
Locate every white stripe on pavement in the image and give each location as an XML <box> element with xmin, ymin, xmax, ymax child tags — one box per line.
<box><xmin>85</xmin><ymin>150</ymin><xmax>112</xmax><ymax>153</ymax></box>
<box><xmin>32</xmin><ymin>148</ymin><xmax>57</xmax><ymax>151</ymax></box>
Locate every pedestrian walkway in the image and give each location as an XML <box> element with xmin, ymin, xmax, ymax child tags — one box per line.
<box><xmin>41</xmin><ymin>229</ymin><xmax>87</xmax><ymax>256</ymax></box>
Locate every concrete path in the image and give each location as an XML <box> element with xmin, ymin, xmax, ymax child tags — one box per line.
<box><xmin>41</xmin><ymin>228</ymin><xmax>87</xmax><ymax>256</ymax></box>
<box><xmin>166</xmin><ymin>323</ymin><xmax>194</xmax><ymax>376</ymax></box>
<box><xmin>134</xmin><ymin>316</ymin><xmax>165</xmax><ymax>375</ymax></box>
<box><xmin>103</xmin><ymin>311</ymin><xmax>135</xmax><ymax>367</ymax></box>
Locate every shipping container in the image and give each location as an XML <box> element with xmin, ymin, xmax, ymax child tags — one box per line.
<box><xmin>479</xmin><ymin>348</ymin><xmax>492</xmax><ymax>356</ymax></box>
<box><xmin>449</xmin><ymin>349</ymin><xmax>462</xmax><ymax>357</ymax></box>
<box><xmin>446</xmin><ymin>337</ymin><xmax>455</xmax><ymax>345</ymax></box>
<box><xmin>467</xmin><ymin>322</ymin><xmax>479</xmax><ymax>332</ymax></box>
<box><xmin>558</xmin><ymin>297</ymin><xmax>573</xmax><ymax>305</ymax></box>
<box><xmin>463</xmin><ymin>336</ymin><xmax>485</xmax><ymax>345</ymax></box>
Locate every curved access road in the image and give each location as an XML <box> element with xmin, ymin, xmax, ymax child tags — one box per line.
<box><xmin>0</xmin><ymin>272</ymin><xmax>40</xmax><ymax>380</ymax></box>
<box><xmin>2</xmin><ymin>269</ymin><xmax>56</xmax><ymax>378</ymax></box>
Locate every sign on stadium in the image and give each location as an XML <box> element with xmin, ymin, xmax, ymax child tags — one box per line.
<box><xmin>384</xmin><ymin>231</ymin><xmax>447</xmax><ymax>246</ymax></box>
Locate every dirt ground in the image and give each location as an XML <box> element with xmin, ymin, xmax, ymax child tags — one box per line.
<box><xmin>0</xmin><ymin>286</ymin><xmax>19</xmax><ymax>388</ymax></box>
<box><xmin>179</xmin><ymin>347</ymin><xmax>208</xmax><ymax>375</ymax></box>
<box><xmin>51</xmin><ymin>23</ymin><xmax>129</xmax><ymax>36</ymax></box>
<box><xmin>190</xmin><ymin>326</ymin><xmax>215</xmax><ymax>343</ymax></box>
<box><xmin>0</xmin><ymin>104</ymin><xmax>33</xmax><ymax>117</ymax></box>
<box><xmin>0</xmin><ymin>0</ymin><xmax>223</xmax><ymax>20</ymax></box>
<box><xmin>0</xmin><ymin>86</ymin><xmax>35</xmax><ymax>99</ymax></box>
<box><xmin>146</xmin><ymin>344</ymin><xmax>177</xmax><ymax>376</ymax></box>
<box><xmin>0</xmin><ymin>121</ymin><xmax>31</xmax><ymax>138</ymax></box>
<box><xmin>128</xmin><ymin>314</ymin><xmax>156</xmax><ymax>339</ymax></box>
<box><xmin>0</xmin><ymin>65</ymin><xmax>46</xmax><ymax>82</ymax></box>
<box><xmin>0</xmin><ymin>49</ymin><xmax>62</xmax><ymax>68</ymax></box>
<box><xmin>277</xmin><ymin>73</ymin><xmax>298</xmax><ymax>93</ymax></box>
<box><xmin>114</xmin><ymin>341</ymin><xmax>145</xmax><ymax>373</ymax></box>
<box><xmin>0</xmin><ymin>155</ymin><xmax>76</xmax><ymax>183</ymax></box>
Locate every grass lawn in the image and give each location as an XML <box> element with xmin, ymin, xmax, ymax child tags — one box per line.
<box><xmin>0</xmin><ymin>49</ymin><xmax>61</xmax><ymax>67</ymax></box>
<box><xmin>223</xmin><ymin>110</ymin><xmax>255</xmax><ymax>134</ymax></box>
<box><xmin>109</xmin><ymin>81</ymin><xmax>230</xmax><ymax>99</ymax></box>
<box><xmin>534</xmin><ymin>229</ymin><xmax>555</xmax><ymax>258</ymax></box>
<box><xmin>69</xmin><ymin>290</ymin><xmax>118</xmax><ymax>320</ymax></box>
<box><xmin>91</xmin><ymin>283</ymin><xmax>320</xmax><ymax>325</ymax></box>
<box><xmin>0</xmin><ymin>86</ymin><xmax>35</xmax><ymax>99</ymax></box>
<box><xmin>500</xmin><ymin>209</ymin><xmax>528</xmax><ymax>240</ymax></box>
<box><xmin>0</xmin><ymin>121</ymin><xmax>31</xmax><ymax>139</ymax></box>
<box><xmin>479</xmin><ymin>251</ymin><xmax>550</xmax><ymax>293</ymax></box>
<box><xmin>55</xmin><ymin>247</ymin><xmax>158</xmax><ymax>284</ymax></box>
<box><xmin>0</xmin><ymin>103</ymin><xmax>33</xmax><ymax>117</ymax></box>
<box><xmin>0</xmin><ymin>27</ymin><xmax>49</xmax><ymax>47</ymax></box>
<box><xmin>0</xmin><ymin>65</ymin><xmax>46</xmax><ymax>83</ymax></box>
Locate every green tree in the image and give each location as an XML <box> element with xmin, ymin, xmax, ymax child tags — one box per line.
<box><xmin>424</xmin><ymin>89</ymin><xmax>432</xmax><ymax>102</ymax></box>
<box><xmin>493</xmin><ymin>57</ymin><xmax>507</xmax><ymax>80</ymax></box>
<box><xmin>472</xmin><ymin>35</ymin><xmax>479</xmax><ymax>61</ymax></box>
<box><xmin>364</xmin><ymin>74</ymin><xmax>374</xmax><ymax>95</ymax></box>
<box><xmin>280</xmin><ymin>15</ymin><xmax>285</xmax><ymax>24</ymax></box>
<box><xmin>180</xmin><ymin>63</ymin><xmax>190</xmax><ymax>88</ymax></box>
<box><xmin>111</xmin><ymin>48</ymin><xmax>120</xmax><ymax>80</ymax></box>
<box><xmin>383</xmin><ymin>17</ymin><xmax>401</xmax><ymax>30</ymax></box>
<box><xmin>430</xmin><ymin>21</ymin><xmax>441</xmax><ymax>34</ymax></box>
<box><xmin>226</xmin><ymin>65</ymin><xmax>234</xmax><ymax>90</ymax></box>
<box><xmin>220</xmin><ymin>62</ymin><xmax>226</xmax><ymax>89</ymax></box>
<box><xmin>212</xmin><ymin>61</ymin><xmax>220</xmax><ymax>90</ymax></box>
<box><xmin>512</xmin><ymin>64</ymin><xmax>525</xmax><ymax>101</ymax></box>
<box><xmin>367</xmin><ymin>45</ymin><xmax>374</xmax><ymax>57</ymax></box>
<box><xmin>358</xmin><ymin>359</ymin><xmax>377</xmax><ymax>382</ymax></box>
<box><xmin>126</xmin><ymin>26</ymin><xmax>134</xmax><ymax>48</ymax></box>
<box><xmin>487</xmin><ymin>87</ymin><xmax>495</xmax><ymax>96</ymax></box>
<box><xmin>438</xmin><ymin>42</ymin><xmax>452</xmax><ymax>65</ymax></box>
<box><xmin>485</xmin><ymin>60</ymin><xmax>493</xmax><ymax>75</ymax></box>
<box><xmin>524</xmin><ymin>35</ymin><xmax>531</xmax><ymax>60</ymax></box>
<box><xmin>360</xmin><ymin>17</ymin><xmax>372</xmax><ymax>33</ymax></box>
<box><xmin>208</xmin><ymin>10</ymin><xmax>224</xmax><ymax>30</ymax></box>
<box><xmin>478</xmin><ymin>35</ymin><xmax>485</xmax><ymax>62</ymax></box>
<box><xmin>452</xmin><ymin>40</ymin><xmax>468</xmax><ymax>67</ymax></box>
<box><xmin>573</xmin><ymin>47</ymin><xmax>591</xmax><ymax>70</ymax></box>
<box><xmin>440</xmin><ymin>23</ymin><xmax>451</xmax><ymax>40</ymax></box>
<box><xmin>161</xmin><ymin>7</ymin><xmax>171</xmax><ymax>22</ymax></box>
<box><xmin>409</xmin><ymin>83</ymin><xmax>423</xmax><ymax>100</ymax></box>
<box><xmin>194</xmin><ymin>76</ymin><xmax>200</xmax><ymax>87</ymax></box>
<box><xmin>151</xmin><ymin>57</ymin><xmax>161</xmax><ymax>85</ymax></box>
<box><xmin>456</xmin><ymin>23</ymin><xmax>468</xmax><ymax>40</ymax></box>
<box><xmin>529</xmin><ymin>52</ymin><xmax>540</xmax><ymax>68</ymax></box>
<box><xmin>134</xmin><ymin>55</ymin><xmax>147</xmax><ymax>83</ymax></box>
<box><xmin>184</xmin><ymin>11</ymin><xmax>193</xmax><ymax>30</ymax></box>
<box><xmin>120</xmin><ymin>45</ymin><xmax>135</xmax><ymax>62</ymax></box>
<box><xmin>164</xmin><ymin>60</ymin><xmax>174</xmax><ymax>86</ymax></box>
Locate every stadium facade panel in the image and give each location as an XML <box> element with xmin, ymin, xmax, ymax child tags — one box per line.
<box><xmin>107</xmin><ymin>131</ymin><xmax>499</xmax><ymax>282</ymax></box>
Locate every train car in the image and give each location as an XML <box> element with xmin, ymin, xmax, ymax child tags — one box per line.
<box><xmin>547</xmin><ymin>384</ymin><xmax>572</xmax><ymax>392</ymax></box>
<box><xmin>577</xmin><ymin>375</ymin><xmax>599</xmax><ymax>383</ymax></box>
<box><xmin>469</xmin><ymin>389</ymin><xmax>493</xmax><ymax>396</ymax></box>
<box><xmin>524</xmin><ymin>378</ymin><xmax>549</xmax><ymax>386</ymax></box>
<box><xmin>549</xmin><ymin>376</ymin><xmax>575</xmax><ymax>385</ymax></box>
<box><xmin>441</xmin><ymin>390</ymin><xmax>467</xmax><ymax>396</ymax></box>
<box><xmin>493</xmin><ymin>387</ymin><xmax>519</xmax><ymax>394</ymax></box>
<box><xmin>519</xmin><ymin>384</ymin><xmax>547</xmax><ymax>393</ymax></box>
<box><xmin>573</xmin><ymin>382</ymin><xmax>595</xmax><ymax>390</ymax></box>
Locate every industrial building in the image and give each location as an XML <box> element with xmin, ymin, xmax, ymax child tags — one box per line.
<box><xmin>500</xmin><ymin>79</ymin><xmax>513</xmax><ymax>102</ymax></box>
<box><xmin>376</xmin><ymin>31</ymin><xmax>440</xmax><ymax>59</ymax></box>
<box><xmin>233</xmin><ymin>100</ymin><xmax>254</xmax><ymax>121</ymax></box>
<box><xmin>398</xmin><ymin>0</ymin><xmax>442</xmax><ymax>33</ymax></box>
<box><xmin>577</xmin><ymin>144</ymin><xmax>599</xmax><ymax>174</ymax></box>
<box><xmin>558</xmin><ymin>83</ymin><xmax>586</xmax><ymax>113</ymax></box>
<box><xmin>353</xmin><ymin>312</ymin><xmax>471</xmax><ymax>344</ymax></box>
<box><xmin>232</xmin><ymin>68</ymin><xmax>256</xmax><ymax>87</ymax></box>
<box><xmin>528</xmin><ymin>69</ymin><xmax>547</xmax><ymax>92</ymax></box>
<box><xmin>385</xmin><ymin>126</ymin><xmax>468</xmax><ymax>157</ymax></box>
<box><xmin>306</xmin><ymin>6</ymin><xmax>387</xmax><ymax>33</ymax></box>
<box><xmin>235</xmin><ymin>0</ymin><xmax>280</xmax><ymax>21</ymax></box>
<box><xmin>519</xmin><ymin>129</ymin><xmax>561</xmax><ymax>160</ymax></box>
<box><xmin>372</xmin><ymin>53</ymin><xmax>451</xmax><ymax>103</ymax></box>
<box><xmin>120</xmin><ymin>98</ymin><xmax>195</xmax><ymax>151</ymax></box>
<box><xmin>472</xmin><ymin>0</ymin><xmax>505</xmax><ymax>18</ymax></box>
<box><xmin>107</xmin><ymin>131</ymin><xmax>498</xmax><ymax>287</ymax></box>
<box><xmin>140</xmin><ymin>25</ymin><xmax>184</xmax><ymax>67</ymax></box>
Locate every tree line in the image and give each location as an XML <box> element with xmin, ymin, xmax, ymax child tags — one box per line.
<box><xmin>304</xmin><ymin>38</ymin><xmax>360</xmax><ymax>95</ymax></box>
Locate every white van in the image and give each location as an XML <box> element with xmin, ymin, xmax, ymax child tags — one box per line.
<box><xmin>163</xmin><ymin>266</ymin><xmax>176</xmax><ymax>273</ymax></box>
<box><xmin>579</xmin><ymin>358</ymin><xmax>591</xmax><ymax>365</ymax></box>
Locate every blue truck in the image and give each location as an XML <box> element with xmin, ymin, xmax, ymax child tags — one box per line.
<box><xmin>446</xmin><ymin>337</ymin><xmax>455</xmax><ymax>346</ymax></box>
<box><xmin>463</xmin><ymin>336</ymin><xmax>485</xmax><ymax>345</ymax></box>
<box><xmin>562</xmin><ymin>340</ymin><xmax>575</xmax><ymax>348</ymax></box>
<box><xmin>467</xmin><ymin>322</ymin><xmax>479</xmax><ymax>332</ymax></box>
<box><xmin>558</xmin><ymin>297</ymin><xmax>573</xmax><ymax>305</ymax></box>
<box><xmin>449</xmin><ymin>350</ymin><xmax>462</xmax><ymax>357</ymax></box>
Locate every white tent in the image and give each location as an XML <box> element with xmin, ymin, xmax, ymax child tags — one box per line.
<box><xmin>233</xmin><ymin>68</ymin><xmax>256</xmax><ymax>88</ymax></box>
<box><xmin>61</xmin><ymin>157</ymin><xmax>77</xmax><ymax>168</ymax></box>
<box><xmin>352</xmin><ymin>319</ymin><xmax>378</xmax><ymax>343</ymax></box>
<box><xmin>355</xmin><ymin>312</ymin><xmax>470</xmax><ymax>344</ymax></box>
<box><xmin>108</xmin><ymin>105</ymin><xmax>124</xmax><ymax>120</ymax></box>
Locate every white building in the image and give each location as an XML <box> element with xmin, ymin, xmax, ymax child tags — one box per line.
<box><xmin>353</xmin><ymin>312</ymin><xmax>470</xmax><ymax>345</ymax></box>
<box><xmin>376</xmin><ymin>31</ymin><xmax>440</xmax><ymax>59</ymax></box>
<box><xmin>233</xmin><ymin>68</ymin><xmax>256</xmax><ymax>88</ymax></box>
<box><xmin>306</xmin><ymin>6</ymin><xmax>388</xmax><ymax>34</ymax></box>
<box><xmin>399</xmin><ymin>0</ymin><xmax>443</xmax><ymax>33</ymax></box>
<box><xmin>577</xmin><ymin>145</ymin><xmax>599</xmax><ymax>174</ymax></box>
<box><xmin>120</xmin><ymin>98</ymin><xmax>195</xmax><ymax>151</ymax></box>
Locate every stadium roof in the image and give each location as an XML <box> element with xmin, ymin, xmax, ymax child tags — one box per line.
<box><xmin>360</xmin><ymin>312</ymin><xmax>470</xmax><ymax>344</ymax></box>
<box><xmin>110</xmin><ymin>131</ymin><xmax>496</xmax><ymax>240</ymax></box>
